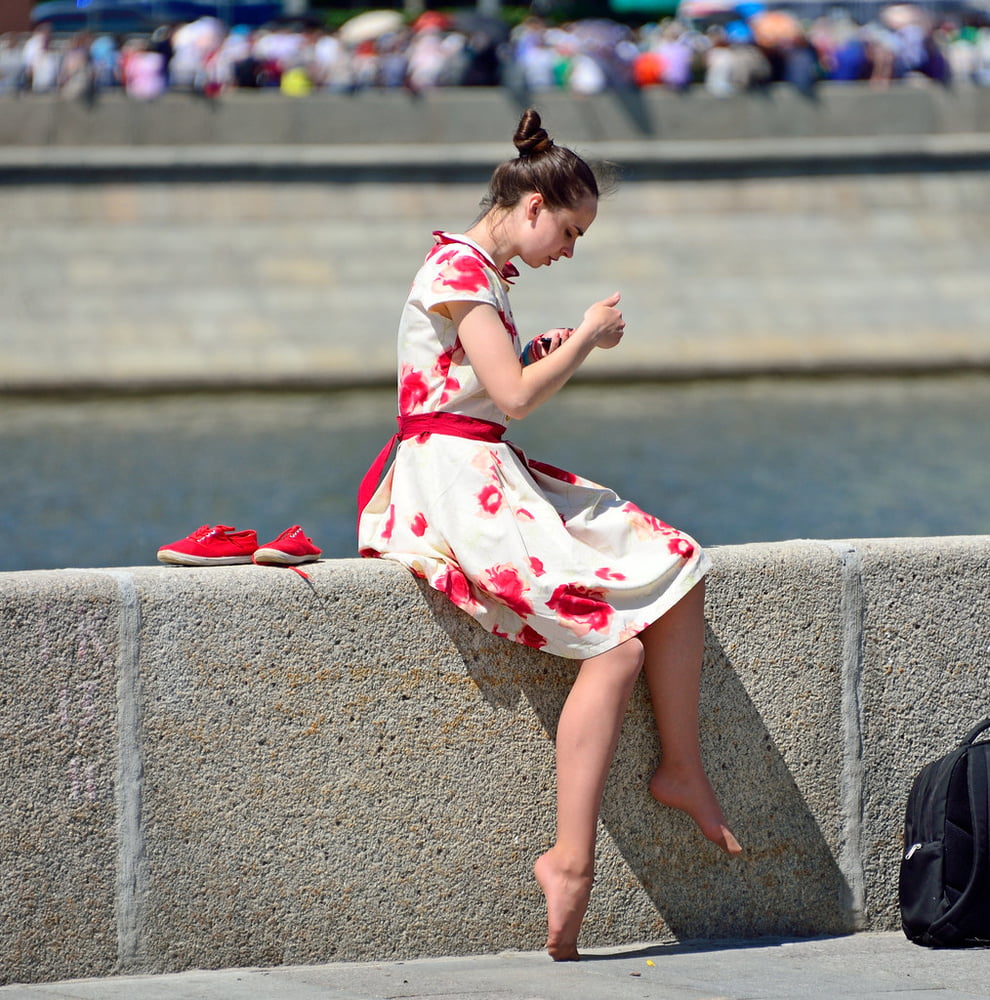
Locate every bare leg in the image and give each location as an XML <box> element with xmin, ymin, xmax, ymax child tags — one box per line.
<box><xmin>534</xmin><ymin>638</ymin><xmax>644</xmax><ymax>961</ymax></box>
<box><xmin>642</xmin><ymin>580</ymin><xmax>742</xmax><ymax>855</ymax></box>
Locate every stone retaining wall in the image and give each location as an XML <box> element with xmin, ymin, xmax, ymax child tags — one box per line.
<box><xmin>3</xmin><ymin>167</ymin><xmax>990</xmax><ymax>393</ymax></box>
<box><xmin>3</xmin><ymin>84</ymin><xmax>990</xmax><ymax>147</ymax></box>
<box><xmin>2</xmin><ymin>537</ymin><xmax>988</xmax><ymax>984</ymax></box>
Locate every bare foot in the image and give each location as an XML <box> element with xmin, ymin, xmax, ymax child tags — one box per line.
<box><xmin>650</xmin><ymin>762</ymin><xmax>742</xmax><ymax>856</ymax></box>
<box><xmin>533</xmin><ymin>850</ymin><xmax>593</xmax><ymax>961</ymax></box>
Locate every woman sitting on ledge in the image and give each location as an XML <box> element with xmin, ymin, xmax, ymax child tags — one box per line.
<box><xmin>358</xmin><ymin>107</ymin><xmax>741</xmax><ymax>962</ymax></box>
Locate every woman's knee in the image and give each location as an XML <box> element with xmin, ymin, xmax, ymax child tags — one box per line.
<box><xmin>602</xmin><ymin>637</ymin><xmax>645</xmax><ymax>688</ymax></box>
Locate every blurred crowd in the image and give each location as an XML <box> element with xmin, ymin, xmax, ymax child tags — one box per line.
<box><xmin>1</xmin><ymin>3</ymin><xmax>989</xmax><ymax>102</ymax></box>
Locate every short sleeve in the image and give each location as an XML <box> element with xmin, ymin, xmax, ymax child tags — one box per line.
<box><xmin>418</xmin><ymin>244</ymin><xmax>501</xmax><ymax>314</ymax></box>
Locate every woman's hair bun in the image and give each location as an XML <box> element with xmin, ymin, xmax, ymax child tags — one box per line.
<box><xmin>480</xmin><ymin>107</ymin><xmax>600</xmax><ymax>215</ymax></box>
<box><xmin>513</xmin><ymin>108</ymin><xmax>554</xmax><ymax>158</ymax></box>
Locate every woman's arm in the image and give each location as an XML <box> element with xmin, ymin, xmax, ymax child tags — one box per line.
<box><xmin>448</xmin><ymin>292</ymin><xmax>625</xmax><ymax>420</ymax></box>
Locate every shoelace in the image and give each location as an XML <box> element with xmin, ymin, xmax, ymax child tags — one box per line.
<box><xmin>195</xmin><ymin>524</ymin><xmax>236</xmax><ymax>540</ymax></box>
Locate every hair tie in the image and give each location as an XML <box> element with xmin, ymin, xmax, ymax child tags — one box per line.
<box><xmin>521</xmin><ymin>136</ymin><xmax>554</xmax><ymax>159</ymax></box>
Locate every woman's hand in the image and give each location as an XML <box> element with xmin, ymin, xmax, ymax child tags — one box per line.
<box><xmin>523</xmin><ymin>327</ymin><xmax>572</xmax><ymax>365</ymax></box>
<box><xmin>449</xmin><ymin>292</ymin><xmax>625</xmax><ymax>420</ymax></box>
<box><xmin>578</xmin><ymin>292</ymin><xmax>624</xmax><ymax>349</ymax></box>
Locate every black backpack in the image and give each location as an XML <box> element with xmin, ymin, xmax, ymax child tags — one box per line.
<box><xmin>899</xmin><ymin>718</ymin><xmax>990</xmax><ymax>947</ymax></box>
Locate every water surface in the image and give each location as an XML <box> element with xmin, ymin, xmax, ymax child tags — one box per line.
<box><xmin>2</xmin><ymin>375</ymin><xmax>988</xmax><ymax>573</ymax></box>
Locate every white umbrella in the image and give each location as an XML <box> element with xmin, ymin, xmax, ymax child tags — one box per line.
<box><xmin>338</xmin><ymin>9</ymin><xmax>405</xmax><ymax>46</ymax></box>
<box><xmin>880</xmin><ymin>3</ymin><xmax>932</xmax><ymax>30</ymax></box>
<box><xmin>676</xmin><ymin>0</ymin><xmax>740</xmax><ymax>19</ymax></box>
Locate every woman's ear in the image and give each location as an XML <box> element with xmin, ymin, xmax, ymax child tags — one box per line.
<box><xmin>525</xmin><ymin>192</ymin><xmax>544</xmax><ymax>222</ymax></box>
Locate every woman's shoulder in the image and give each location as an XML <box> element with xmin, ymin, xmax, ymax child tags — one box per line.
<box><xmin>425</xmin><ymin>231</ymin><xmax>491</xmax><ymax>269</ymax></box>
<box><xmin>412</xmin><ymin>232</ymin><xmax>508</xmax><ymax>304</ymax></box>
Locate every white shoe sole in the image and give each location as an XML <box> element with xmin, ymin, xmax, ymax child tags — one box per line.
<box><xmin>157</xmin><ymin>550</ymin><xmax>255</xmax><ymax>566</ymax></box>
<box><xmin>252</xmin><ymin>548</ymin><xmax>320</xmax><ymax>566</ymax></box>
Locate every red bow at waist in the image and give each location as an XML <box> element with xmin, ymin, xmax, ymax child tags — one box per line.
<box><xmin>357</xmin><ymin>412</ymin><xmax>507</xmax><ymax>523</ymax></box>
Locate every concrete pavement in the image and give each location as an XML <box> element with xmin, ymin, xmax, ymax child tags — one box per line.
<box><xmin>2</xmin><ymin>934</ymin><xmax>989</xmax><ymax>999</ymax></box>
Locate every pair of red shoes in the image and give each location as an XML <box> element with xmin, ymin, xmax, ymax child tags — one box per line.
<box><xmin>157</xmin><ymin>524</ymin><xmax>321</xmax><ymax>567</ymax></box>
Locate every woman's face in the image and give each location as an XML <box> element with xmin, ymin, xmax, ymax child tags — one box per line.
<box><xmin>518</xmin><ymin>192</ymin><xmax>598</xmax><ymax>269</ymax></box>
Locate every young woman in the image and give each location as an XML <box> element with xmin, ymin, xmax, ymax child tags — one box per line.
<box><xmin>358</xmin><ymin>107</ymin><xmax>741</xmax><ymax>961</ymax></box>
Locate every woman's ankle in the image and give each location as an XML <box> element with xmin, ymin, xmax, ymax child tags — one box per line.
<box><xmin>537</xmin><ymin>844</ymin><xmax>594</xmax><ymax>880</ymax></box>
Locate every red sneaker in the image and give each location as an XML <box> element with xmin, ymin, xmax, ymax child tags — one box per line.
<box><xmin>157</xmin><ymin>524</ymin><xmax>258</xmax><ymax>566</ymax></box>
<box><xmin>253</xmin><ymin>525</ymin><xmax>321</xmax><ymax>566</ymax></box>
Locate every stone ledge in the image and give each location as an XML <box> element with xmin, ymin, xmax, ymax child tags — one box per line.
<box><xmin>1</xmin><ymin>537</ymin><xmax>989</xmax><ymax>983</ymax></box>
<box><xmin>2</xmin><ymin>84</ymin><xmax>990</xmax><ymax>152</ymax></box>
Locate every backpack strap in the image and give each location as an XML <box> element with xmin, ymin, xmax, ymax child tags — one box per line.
<box><xmin>929</xmin><ymin>743</ymin><xmax>990</xmax><ymax>946</ymax></box>
<box><xmin>961</xmin><ymin>718</ymin><xmax>990</xmax><ymax>747</ymax></box>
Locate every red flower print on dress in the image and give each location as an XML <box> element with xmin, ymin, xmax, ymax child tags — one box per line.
<box><xmin>668</xmin><ymin>536</ymin><xmax>695</xmax><ymax>559</ymax></box>
<box><xmin>547</xmin><ymin>583</ymin><xmax>614</xmax><ymax>637</ymax></box>
<box><xmin>622</xmin><ymin>501</ymin><xmax>676</xmax><ymax>540</ymax></box>
<box><xmin>399</xmin><ymin>364</ymin><xmax>430</xmax><ymax>415</ymax></box>
<box><xmin>410</xmin><ymin>513</ymin><xmax>428</xmax><ymax>537</ymax></box>
<box><xmin>426</xmin><ymin>244</ymin><xmax>457</xmax><ymax>266</ymax></box>
<box><xmin>529</xmin><ymin>556</ymin><xmax>546</xmax><ymax>577</ymax></box>
<box><xmin>619</xmin><ymin>622</ymin><xmax>646</xmax><ymax>643</ymax></box>
<box><xmin>483</xmin><ymin>564</ymin><xmax>534</xmax><ymax>618</ymax></box>
<box><xmin>517</xmin><ymin>625</ymin><xmax>548</xmax><ymax>650</ymax></box>
<box><xmin>433</xmin><ymin>254</ymin><xmax>488</xmax><ymax>294</ymax></box>
<box><xmin>437</xmin><ymin>377</ymin><xmax>460</xmax><ymax>407</ymax></box>
<box><xmin>431</xmin><ymin>348</ymin><xmax>462</xmax><ymax>406</ymax></box>
<box><xmin>381</xmin><ymin>504</ymin><xmax>396</xmax><ymax>542</ymax></box>
<box><xmin>515</xmin><ymin>507</ymin><xmax>535</xmax><ymax>521</ymax></box>
<box><xmin>433</xmin><ymin>339</ymin><xmax>466</xmax><ymax>373</ymax></box>
<box><xmin>477</xmin><ymin>484</ymin><xmax>503</xmax><ymax>517</ymax></box>
<box><xmin>435</xmin><ymin>564</ymin><xmax>478</xmax><ymax>611</ymax></box>
<box><xmin>596</xmin><ymin>567</ymin><xmax>627</xmax><ymax>581</ymax></box>
<box><xmin>470</xmin><ymin>450</ymin><xmax>500</xmax><ymax>475</ymax></box>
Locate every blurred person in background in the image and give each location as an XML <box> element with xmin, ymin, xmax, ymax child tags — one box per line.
<box><xmin>89</xmin><ymin>33</ymin><xmax>121</xmax><ymax>89</ymax></box>
<box><xmin>21</xmin><ymin>20</ymin><xmax>59</xmax><ymax>92</ymax></box>
<box><xmin>0</xmin><ymin>33</ymin><xmax>24</xmax><ymax>94</ymax></box>
<box><xmin>461</xmin><ymin>26</ymin><xmax>503</xmax><ymax>86</ymax></box>
<box><xmin>511</xmin><ymin>17</ymin><xmax>559</xmax><ymax>91</ymax></box>
<box><xmin>309</xmin><ymin>26</ymin><xmax>352</xmax><ymax>91</ymax></box>
<box><xmin>808</xmin><ymin>12</ymin><xmax>870</xmax><ymax>81</ymax></box>
<box><xmin>406</xmin><ymin>22</ymin><xmax>454</xmax><ymax>91</ymax></box>
<box><xmin>350</xmin><ymin>38</ymin><xmax>383</xmax><ymax>89</ymax></box>
<box><xmin>213</xmin><ymin>23</ymin><xmax>253</xmax><ymax>88</ymax></box>
<box><xmin>253</xmin><ymin>21</ymin><xmax>306</xmax><ymax>85</ymax></box>
<box><xmin>149</xmin><ymin>24</ymin><xmax>175</xmax><ymax>88</ymax></box>
<box><xmin>121</xmin><ymin>37</ymin><xmax>166</xmax><ymax>100</ymax></box>
<box><xmin>704</xmin><ymin>22</ymin><xmax>769</xmax><ymax>96</ymax></box>
<box><xmin>169</xmin><ymin>17</ymin><xmax>223</xmax><ymax>89</ymax></box>
<box><xmin>57</xmin><ymin>31</ymin><xmax>96</xmax><ymax>102</ymax></box>
<box><xmin>378</xmin><ymin>33</ymin><xmax>410</xmax><ymax>88</ymax></box>
<box><xmin>567</xmin><ymin>45</ymin><xmax>608</xmax><ymax>94</ymax></box>
<box><xmin>655</xmin><ymin>19</ymin><xmax>697</xmax><ymax>91</ymax></box>
<box><xmin>780</xmin><ymin>32</ymin><xmax>820</xmax><ymax>95</ymax></box>
<box><xmin>976</xmin><ymin>25</ymin><xmax>990</xmax><ymax>84</ymax></box>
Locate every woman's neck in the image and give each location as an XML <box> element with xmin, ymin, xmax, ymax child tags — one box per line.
<box><xmin>465</xmin><ymin>211</ymin><xmax>514</xmax><ymax>271</ymax></box>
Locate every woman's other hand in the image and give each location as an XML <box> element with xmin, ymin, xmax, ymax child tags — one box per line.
<box><xmin>580</xmin><ymin>292</ymin><xmax>624</xmax><ymax>349</ymax></box>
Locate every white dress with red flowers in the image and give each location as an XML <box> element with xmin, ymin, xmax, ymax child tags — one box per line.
<box><xmin>358</xmin><ymin>233</ymin><xmax>709</xmax><ymax>660</ymax></box>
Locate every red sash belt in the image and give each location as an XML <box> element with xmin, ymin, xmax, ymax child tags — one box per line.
<box><xmin>357</xmin><ymin>412</ymin><xmax>507</xmax><ymax>520</ymax></box>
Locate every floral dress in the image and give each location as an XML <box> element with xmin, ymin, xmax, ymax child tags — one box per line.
<box><xmin>358</xmin><ymin>232</ymin><xmax>709</xmax><ymax>659</ymax></box>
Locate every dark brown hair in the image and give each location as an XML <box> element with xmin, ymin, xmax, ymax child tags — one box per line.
<box><xmin>479</xmin><ymin>108</ymin><xmax>604</xmax><ymax>215</ymax></box>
